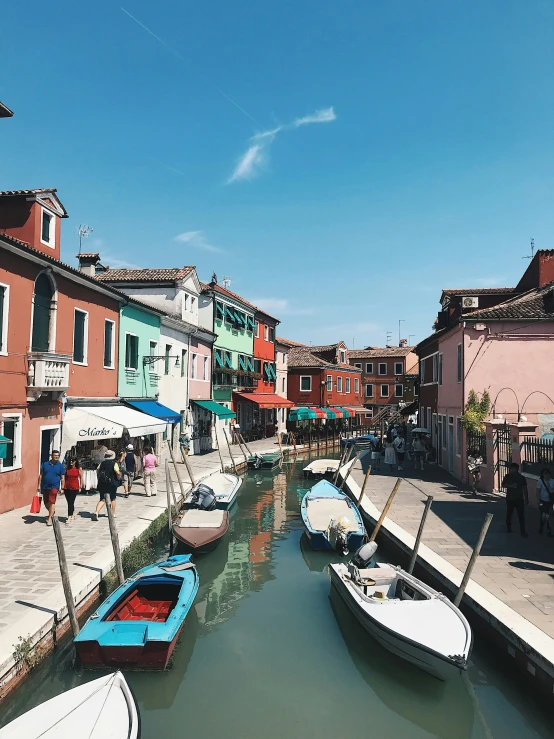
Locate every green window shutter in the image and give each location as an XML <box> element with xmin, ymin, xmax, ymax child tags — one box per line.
<box><xmin>263</xmin><ymin>363</ymin><xmax>271</xmax><ymax>380</ymax></box>
<box><xmin>246</xmin><ymin>357</ymin><xmax>254</xmax><ymax>372</ymax></box>
<box><xmin>215</xmin><ymin>350</ymin><xmax>225</xmax><ymax>368</ymax></box>
<box><xmin>225</xmin><ymin>307</ymin><xmax>235</xmax><ymax>321</ymax></box>
<box><xmin>270</xmin><ymin>364</ymin><xmax>277</xmax><ymax>379</ymax></box>
<box><xmin>132</xmin><ymin>336</ymin><xmax>139</xmax><ymax>370</ymax></box>
<box><xmin>216</xmin><ymin>302</ymin><xmax>224</xmax><ymax>319</ymax></box>
<box><xmin>2</xmin><ymin>420</ymin><xmax>15</xmax><ymax>467</ymax></box>
<box><xmin>224</xmin><ymin>352</ymin><xmax>233</xmax><ymax>369</ymax></box>
<box><xmin>73</xmin><ymin>311</ymin><xmax>86</xmax><ymax>363</ymax></box>
<box><xmin>235</xmin><ymin>312</ymin><xmax>244</xmax><ymax>325</ymax></box>
<box><xmin>247</xmin><ymin>317</ymin><xmax>255</xmax><ymax>330</ymax></box>
<box><xmin>103</xmin><ymin>321</ymin><xmax>113</xmax><ymax>367</ymax></box>
<box><xmin>238</xmin><ymin>355</ymin><xmax>246</xmax><ymax>371</ymax></box>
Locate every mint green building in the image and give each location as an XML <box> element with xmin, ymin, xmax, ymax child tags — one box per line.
<box><xmin>117</xmin><ymin>301</ymin><xmax>163</xmax><ymax>399</ymax></box>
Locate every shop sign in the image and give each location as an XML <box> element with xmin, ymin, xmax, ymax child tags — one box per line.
<box><xmin>78</xmin><ymin>426</ymin><xmax>120</xmax><ymax>438</ymax></box>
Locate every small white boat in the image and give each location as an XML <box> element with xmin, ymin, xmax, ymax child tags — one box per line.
<box><xmin>303</xmin><ymin>459</ymin><xmax>339</xmax><ymax>477</ymax></box>
<box><xmin>329</xmin><ymin>562</ymin><xmax>472</xmax><ymax>681</ymax></box>
<box><xmin>0</xmin><ymin>671</ymin><xmax>140</xmax><ymax>738</ymax></box>
<box><xmin>185</xmin><ymin>472</ymin><xmax>242</xmax><ymax>510</ymax></box>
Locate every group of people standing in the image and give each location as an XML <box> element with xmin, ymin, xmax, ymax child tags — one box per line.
<box><xmin>378</xmin><ymin>422</ymin><xmax>429</xmax><ymax>473</ymax></box>
<box><xmin>37</xmin><ymin>443</ymin><xmax>159</xmax><ymax>526</ymax></box>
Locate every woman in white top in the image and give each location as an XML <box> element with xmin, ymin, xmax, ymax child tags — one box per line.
<box><xmin>536</xmin><ymin>468</ymin><xmax>554</xmax><ymax>536</ymax></box>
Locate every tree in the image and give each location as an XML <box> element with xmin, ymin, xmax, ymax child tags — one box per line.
<box><xmin>461</xmin><ymin>390</ymin><xmax>491</xmax><ymax>433</ymax></box>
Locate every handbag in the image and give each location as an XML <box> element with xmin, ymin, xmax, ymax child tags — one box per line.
<box><xmin>30</xmin><ymin>492</ymin><xmax>42</xmax><ymax>514</ymax></box>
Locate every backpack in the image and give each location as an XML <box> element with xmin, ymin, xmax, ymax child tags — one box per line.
<box><xmin>97</xmin><ymin>460</ymin><xmax>116</xmax><ymax>486</ymax></box>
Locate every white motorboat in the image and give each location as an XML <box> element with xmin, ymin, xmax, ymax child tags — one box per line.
<box><xmin>303</xmin><ymin>459</ymin><xmax>339</xmax><ymax>477</ymax></box>
<box><xmin>329</xmin><ymin>561</ymin><xmax>472</xmax><ymax>681</ymax></box>
<box><xmin>185</xmin><ymin>472</ymin><xmax>242</xmax><ymax>510</ymax></box>
<box><xmin>0</xmin><ymin>671</ymin><xmax>140</xmax><ymax>738</ymax></box>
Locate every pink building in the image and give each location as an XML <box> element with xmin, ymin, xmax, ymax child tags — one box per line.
<box><xmin>419</xmin><ymin>250</ymin><xmax>554</xmax><ymax>488</ymax></box>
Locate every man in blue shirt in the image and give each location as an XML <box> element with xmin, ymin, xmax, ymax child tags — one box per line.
<box><xmin>37</xmin><ymin>450</ymin><xmax>65</xmax><ymax>526</ymax></box>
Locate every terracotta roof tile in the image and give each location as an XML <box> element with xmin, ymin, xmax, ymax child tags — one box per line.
<box><xmin>0</xmin><ymin>188</ymin><xmax>68</xmax><ymax>217</ymax></box>
<box><xmin>97</xmin><ymin>267</ymin><xmax>194</xmax><ymax>282</ymax></box>
<box><xmin>441</xmin><ymin>287</ymin><xmax>515</xmax><ymax>296</ymax></box>
<box><xmin>275</xmin><ymin>336</ymin><xmax>305</xmax><ymax>347</ymax></box>
<box><xmin>288</xmin><ymin>346</ymin><xmax>361</xmax><ymax>371</ymax></box>
<box><xmin>464</xmin><ymin>282</ymin><xmax>554</xmax><ymax>321</ymax></box>
<box><xmin>347</xmin><ymin>347</ymin><xmax>415</xmax><ymax>359</ymax></box>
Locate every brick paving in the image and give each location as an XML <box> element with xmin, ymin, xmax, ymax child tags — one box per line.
<box><xmin>350</xmin><ymin>457</ymin><xmax>554</xmax><ymax>638</ymax></box>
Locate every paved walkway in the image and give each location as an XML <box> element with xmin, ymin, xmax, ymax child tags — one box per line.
<box><xmin>350</xmin><ymin>457</ymin><xmax>554</xmax><ymax>639</ymax></box>
<box><xmin>0</xmin><ymin>437</ymin><xmax>286</xmax><ymax>684</ymax></box>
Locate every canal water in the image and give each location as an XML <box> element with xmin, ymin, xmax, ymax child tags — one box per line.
<box><xmin>1</xmin><ymin>454</ymin><xmax>552</xmax><ymax>738</ymax></box>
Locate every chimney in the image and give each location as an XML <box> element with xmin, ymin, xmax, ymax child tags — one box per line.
<box><xmin>399</xmin><ymin>338</ymin><xmax>407</xmax><ymax>347</ymax></box>
<box><xmin>77</xmin><ymin>252</ymin><xmax>101</xmax><ymax>277</ymax></box>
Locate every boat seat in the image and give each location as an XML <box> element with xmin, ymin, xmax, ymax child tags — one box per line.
<box><xmin>357</xmin><ymin>567</ymin><xmax>396</xmax><ymax>584</ymax></box>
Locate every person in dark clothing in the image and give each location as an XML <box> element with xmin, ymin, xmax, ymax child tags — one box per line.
<box><xmin>63</xmin><ymin>457</ymin><xmax>83</xmax><ymax>524</ymax></box>
<box><xmin>502</xmin><ymin>462</ymin><xmax>529</xmax><ymax>537</ymax></box>
<box><xmin>123</xmin><ymin>444</ymin><xmax>138</xmax><ymax>497</ymax></box>
<box><xmin>93</xmin><ymin>450</ymin><xmax>121</xmax><ymax>521</ymax></box>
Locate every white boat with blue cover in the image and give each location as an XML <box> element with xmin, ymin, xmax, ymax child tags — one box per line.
<box><xmin>0</xmin><ymin>671</ymin><xmax>140</xmax><ymax>738</ymax></box>
<box><xmin>301</xmin><ymin>479</ymin><xmax>366</xmax><ymax>554</ymax></box>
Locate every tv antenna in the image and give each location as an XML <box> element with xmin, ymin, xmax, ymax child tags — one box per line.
<box><xmin>221</xmin><ymin>275</ymin><xmax>231</xmax><ymax>289</ymax></box>
<box><xmin>386</xmin><ymin>331</ymin><xmax>392</xmax><ymax>345</ymax></box>
<box><xmin>523</xmin><ymin>238</ymin><xmax>535</xmax><ymax>260</ymax></box>
<box><xmin>77</xmin><ymin>224</ymin><xmax>94</xmax><ymax>254</ymax></box>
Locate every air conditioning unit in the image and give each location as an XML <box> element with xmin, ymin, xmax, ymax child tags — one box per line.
<box><xmin>462</xmin><ymin>296</ymin><xmax>479</xmax><ymax>309</ymax></box>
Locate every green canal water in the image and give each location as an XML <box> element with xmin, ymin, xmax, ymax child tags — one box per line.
<box><xmin>1</xmin><ymin>454</ymin><xmax>552</xmax><ymax>738</ymax></box>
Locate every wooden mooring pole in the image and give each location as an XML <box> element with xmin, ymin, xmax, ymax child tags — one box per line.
<box><xmin>223</xmin><ymin>427</ymin><xmax>238</xmax><ymax>473</ymax></box>
<box><xmin>165</xmin><ymin>460</ymin><xmax>174</xmax><ymax>554</ymax></box>
<box><xmin>407</xmin><ymin>495</ymin><xmax>434</xmax><ymax>575</ymax></box>
<box><xmin>52</xmin><ymin>516</ymin><xmax>80</xmax><ymax>637</ymax></box>
<box><xmin>333</xmin><ymin>442</ymin><xmax>350</xmax><ymax>485</ymax></box>
<box><xmin>181</xmin><ymin>448</ymin><xmax>197</xmax><ymax>488</ymax></box>
<box><xmin>239</xmin><ymin>432</ymin><xmax>254</xmax><ymax>456</ymax></box>
<box><xmin>215</xmin><ymin>431</ymin><xmax>226</xmax><ymax>472</ymax></box>
<box><xmin>357</xmin><ymin>465</ymin><xmax>372</xmax><ymax>507</ymax></box>
<box><xmin>453</xmin><ymin>513</ymin><xmax>493</xmax><ymax>607</ymax></box>
<box><xmin>339</xmin><ymin>451</ymin><xmax>362</xmax><ymax>491</ymax></box>
<box><xmin>167</xmin><ymin>440</ymin><xmax>187</xmax><ymax>502</ymax></box>
<box><xmin>369</xmin><ymin>478</ymin><xmax>401</xmax><ymax>543</ymax></box>
<box><xmin>104</xmin><ymin>493</ymin><xmax>125</xmax><ymax>585</ymax></box>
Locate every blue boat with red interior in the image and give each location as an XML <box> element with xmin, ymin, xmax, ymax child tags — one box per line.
<box><xmin>75</xmin><ymin>554</ymin><xmax>199</xmax><ymax>669</ymax></box>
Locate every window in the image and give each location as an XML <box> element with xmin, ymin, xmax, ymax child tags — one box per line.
<box><xmin>442</xmin><ymin>415</ymin><xmax>447</xmax><ymax>447</ymax></box>
<box><xmin>394</xmin><ymin>362</ymin><xmax>403</xmax><ymax>376</ymax></box>
<box><xmin>184</xmin><ymin>294</ymin><xmax>189</xmax><ymax>312</ymax></box>
<box><xmin>103</xmin><ymin>319</ymin><xmax>115</xmax><ymax>368</ymax></box>
<box><xmin>456</xmin><ymin>417</ymin><xmax>462</xmax><ymax>455</ymax></box>
<box><xmin>281</xmin><ymin>377</ymin><xmax>285</xmax><ymax>392</ymax></box>
<box><xmin>354</xmin><ymin>363</ymin><xmax>362</xmax><ymax>369</ymax></box>
<box><xmin>414</xmin><ymin>383</ymin><xmax>419</xmax><ymax>396</ymax></box>
<box><xmin>326</xmin><ymin>375</ymin><xmax>333</xmax><ymax>392</ymax></box>
<box><xmin>340</xmin><ymin>350</ymin><xmax>346</xmax><ymax>363</ymax></box>
<box><xmin>215</xmin><ymin>301</ymin><xmax>224</xmax><ymax>321</ymax></box>
<box><xmin>365</xmin><ymin>410</ymin><xmax>374</xmax><ymax>418</ymax></box>
<box><xmin>432</xmin><ymin>354</ymin><xmax>438</xmax><ymax>383</ymax></box>
<box><xmin>72</xmin><ymin>309</ymin><xmax>88</xmax><ymax>364</ymax></box>
<box><xmin>345</xmin><ymin>377</ymin><xmax>350</xmax><ymax>393</ymax></box>
<box><xmin>365</xmin><ymin>363</ymin><xmax>373</xmax><ymax>374</ymax></box>
<box><xmin>255</xmin><ymin>321</ymin><xmax>260</xmax><ymax>338</ymax></box>
<box><xmin>164</xmin><ymin>344</ymin><xmax>172</xmax><ymax>375</ymax></box>
<box><xmin>300</xmin><ymin>376</ymin><xmax>312</xmax><ymax>392</ymax></box>
<box><xmin>190</xmin><ymin>296</ymin><xmax>196</xmax><ymax>312</ymax></box>
<box><xmin>438</xmin><ymin>353</ymin><xmax>443</xmax><ymax>386</ymax></box>
<box><xmin>253</xmin><ymin>358</ymin><xmax>261</xmax><ymax>374</ymax></box>
<box><xmin>264</xmin><ymin>325</ymin><xmax>269</xmax><ymax>341</ymax></box>
<box><xmin>335</xmin><ymin>376</ymin><xmax>341</xmax><ymax>392</ymax></box>
<box><xmin>148</xmin><ymin>340</ymin><xmax>157</xmax><ymax>373</ymax></box>
<box><xmin>125</xmin><ymin>333</ymin><xmax>139</xmax><ymax>370</ymax></box>
<box><xmin>203</xmin><ymin>356</ymin><xmax>208</xmax><ymax>380</ymax></box>
<box><xmin>457</xmin><ymin>344</ymin><xmax>462</xmax><ymax>383</ymax></box>
<box><xmin>421</xmin><ymin>361</ymin><xmax>425</xmax><ymax>384</ymax></box>
<box><xmin>0</xmin><ymin>283</ymin><xmax>9</xmax><ymax>355</ymax></box>
<box><xmin>40</xmin><ymin>209</ymin><xmax>54</xmax><ymax>246</ymax></box>
<box><xmin>395</xmin><ymin>384</ymin><xmax>403</xmax><ymax>397</ymax></box>
<box><xmin>269</xmin><ymin>327</ymin><xmax>275</xmax><ymax>342</ymax></box>
<box><xmin>381</xmin><ymin>384</ymin><xmax>389</xmax><ymax>397</ymax></box>
<box><xmin>365</xmin><ymin>384</ymin><xmax>373</xmax><ymax>398</ymax></box>
<box><xmin>191</xmin><ymin>353</ymin><xmax>197</xmax><ymax>379</ymax></box>
<box><xmin>31</xmin><ymin>272</ymin><xmax>55</xmax><ymax>352</ymax></box>
<box><xmin>0</xmin><ymin>414</ymin><xmax>21</xmax><ymax>471</ymax></box>
<box><xmin>181</xmin><ymin>349</ymin><xmax>187</xmax><ymax>377</ymax></box>
<box><xmin>378</xmin><ymin>363</ymin><xmax>387</xmax><ymax>375</ymax></box>
<box><xmin>354</xmin><ymin>378</ymin><xmax>359</xmax><ymax>393</ymax></box>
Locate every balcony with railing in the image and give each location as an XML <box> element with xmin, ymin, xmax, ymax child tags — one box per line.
<box><xmin>27</xmin><ymin>352</ymin><xmax>71</xmax><ymax>401</ymax></box>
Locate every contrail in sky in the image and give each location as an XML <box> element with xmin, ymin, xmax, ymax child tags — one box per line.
<box><xmin>121</xmin><ymin>7</ymin><xmax>263</xmax><ymax>128</ymax></box>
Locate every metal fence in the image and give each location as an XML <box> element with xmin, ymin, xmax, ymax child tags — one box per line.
<box><xmin>466</xmin><ymin>430</ymin><xmax>487</xmax><ymax>463</ymax></box>
<box><xmin>522</xmin><ymin>437</ymin><xmax>554</xmax><ymax>476</ymax></box>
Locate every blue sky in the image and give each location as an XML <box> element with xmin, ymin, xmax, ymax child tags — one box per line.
<box><xmin>2</xmin><ymin>1</ymin><xmax>553</xmax><ymax>347</ymax></box>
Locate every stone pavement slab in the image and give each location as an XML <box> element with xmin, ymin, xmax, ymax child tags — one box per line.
<box><xmin>350</xmin><ymin>458</ymin><xmax>554</xmax><ymax>639</ymax></box>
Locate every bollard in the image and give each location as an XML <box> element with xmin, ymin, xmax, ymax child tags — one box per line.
<box><xmin>369</xmin><ymin>478</ymin><xmax>402</xmax><ymax>543</ymax></box>
<box><xmin>52</xmin><ymin>516</ymin><xmax>80</xmax><ymax>636</ymax></box>
<box><xmin>407</xmin><ymin>495</ymin><xmax>433</xmax><ymax>575</ymax></box>
<box><xmin>104</xmin><ymin>493</ymin><xmax>125</xmax><ymax>585</ymax></box>
<box><xmin>454</xmin><ymin>513</ymin><xmax>493</xmax><ymax>607</ymax></box>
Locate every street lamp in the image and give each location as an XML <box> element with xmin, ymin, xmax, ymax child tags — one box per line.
<box><xmin>143</xmin><ymin>355</ymin><xmax>180</xmax><ymax>368</ymax></box>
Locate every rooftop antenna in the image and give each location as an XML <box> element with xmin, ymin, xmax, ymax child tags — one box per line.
<box><xmin>409</xmin><ymin>334</ymin><xmax>416</xmax><ymax>345</ymax></box>
<box><xmin>386</xmin><ymin>331</ymin><xmax>392</xmax><ymax>345</ymax></box>
<box><xmin>221</xmin><ymin>275</ymin><xmax>231</xmax><ymax>289</ymax></box>
<box><xmin>352</xmin><ymin>336</ymin><xmax>356</xmax><ymax>349</ymax></box>
<box><xmin>523</xmin><ymin>238</ymin><xmax>535</xmax><ymax>260</ymax></box>
<box><xmin>77</xmin><ymin>225</ymin><xmax>94</xmax><ymax>254</ymax></box>
<box><xmin>398</xmin><ymin>319</ymin><xmax>405</xmax><ymax>346</ymax></box>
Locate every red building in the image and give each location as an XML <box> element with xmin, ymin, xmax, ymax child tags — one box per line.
<box><xmin>0</xmin><ymin>189</ymin><xmax>123</xmax><ymax>512</ymax></box>
<box><xmin>285</xmin><ymin>342</ymin><xmax>364</xmax><ymax>423</ymax></box>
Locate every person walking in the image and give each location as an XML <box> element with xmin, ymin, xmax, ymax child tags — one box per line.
<box><xmin>467</xmin><ymin>449</ymin><xmax>483</xmax><ymax>494</ymax></box>
<box><xmin>142</xmin><ymin>446</ymin><xmax>159</xmax><ymax>497</ymax></box>
<box><xmin>412</xmin><ymin>435</ymin><xmax>426</xmax><ymax>471</ymax></box>
<box><xmin>502</xmin><ymin>462</ymin><xmax>529</xmax><ymax>537</ymax></box>
<box><xmin>123</xmin><ymin>444</ymin><xmax>138</xmax><ymax>497</ymax></box>
<box><xmin>179</xmin><ymin>430</ymin><xmax>190</xmax><ymax>461</ymax></box>
<box><xmin>536</xmin><ymin>468</ymin><xmax>554</xmax><ymax>536</ymax></box>
<box><xmin>63</xmin><ymin>457</ymin><xmax>83</xmax><ymax>524</ymax></box>
<box><xmin>93</xmin><ymin>450</ymin><xmax>121</xmax><ymax>521</ymax></box>
<box><xmin>370</xmin><ymin>436</ymin><xmax>381</xmax><ymax>472</ymax></box>
<box><xmin>384</xmin><ymin>438</ymin><xmax>396</xmax><ymax>472</ymax></box>
<box><xmin>37</xmin><ymin>450</ymin><xmax>65</xmax><ymax>526</ymax></box>
<box><xmin>393</xmin><ymin>434</ymin><xmax>406</xmax><ymax>471</ymax></box>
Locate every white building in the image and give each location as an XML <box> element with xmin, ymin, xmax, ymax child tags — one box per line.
<box><xmin>275</xmin><ymin>339</ymin><xmax>289</xmax><ymax>434</ymax></box>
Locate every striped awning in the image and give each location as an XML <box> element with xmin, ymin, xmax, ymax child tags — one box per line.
<box><xmin>331</xmin><ymin>407</ymin><xmax>355</xmax><ymax>418</ymax></box>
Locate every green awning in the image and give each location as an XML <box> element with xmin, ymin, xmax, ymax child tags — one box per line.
<box><xmin>246</xmin><ymin>357</ymin><xmax>254</xmax><ymax>372</ymax></box>
<box><xmin>215</xmin><ymin>350</ymin><xmax>225</xmax><ymax>368</ymax></box>
<box><xmin>192</xmin><ymin>400</ymin><xmax>236</xmax><ymax>419</ymax></box>
<box><xmin>238</xmin><ymin>356</ymin><xmax>247</xmax><ymax>371</ymax></box>
<box><xmin>224</xmin><ymin>353</ymin><xmax>233</xmax><ymax>369</ymax></box>
<box><xmin>247</xmin><ymin>317</ymin><xmax>256</xmax><ymax>330</ymax></box>
<box><xmin>235</xmin><ymin>311</ymin><xmax>245</xmax><ymax>325</ymax></box>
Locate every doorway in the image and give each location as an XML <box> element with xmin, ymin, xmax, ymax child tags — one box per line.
<box><xmin>31</xmin><ymin>273</ymin><xmax>55</xmax><ymax>352</ymax></box>
<box><xmin>448</xmin><ymin>417</ymin><xmax>454</xmax><ymax>473</ymax></box>
<box><xmin>40</xmin><ymin>426</ymin><xmax>60</xmax><ymax>466</ymax></box>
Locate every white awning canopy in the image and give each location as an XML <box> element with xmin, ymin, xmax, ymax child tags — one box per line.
<box><xmin>62</xmin><ymin>405</ymin><xmax>167</xmax><ymax>454</ymax></box>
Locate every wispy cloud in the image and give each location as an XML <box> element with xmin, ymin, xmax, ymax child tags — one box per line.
<box><xmin>227</xmin><ymin>106</ymin><xmax>337</xmax><ymax>184</ymax></box>
<box><xmin>247</xmin><ymin>297</ymin><xmax>314</xmax><ymax>316</ymax></box>
<box><xmin>174</xmin><ymin>231</ymin><xmax>224</xmax><ymax>253</ymax></box>
<box><xmin>102</xmin><ymin>253</ymin><xmax>141</xmax><ymax>269</ymax></box>
<box><xmin>474</xmin><ymin>276</ymin><xmax>507</xmax><ymax>288</ymax></box>
<box><xmin>227</xmin><ymin>144</ymin><xmax>267</xmax><ymax>183</ymax></box>
<box><xmin>294</xmin><ymin>106</ymin><xmax>336</xmax><ymax>127</ymax></box>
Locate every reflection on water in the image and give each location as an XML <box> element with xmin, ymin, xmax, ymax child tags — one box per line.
<box><xmin>1</xmin><ymin>452</ymin><xmax>552</xmax><ymax>738</ymax></box>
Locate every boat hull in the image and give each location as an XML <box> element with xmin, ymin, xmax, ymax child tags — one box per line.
<box><xmin>329</xmin><ymin>566</ymin><xmax>466</xmax><ymax>681</ymax></box>
<box><xmin>76</xmin><ymin>629</ymin><xmax>180</xmax><ymax>670</ymax></box>
<box><xmin>173</xmin><ymin>511</ymin><xmax>229</xmax><ymax>553</ymax></box>
<box><xmin>305</xmin><ymin>529</ymin><xmax>365</xmax><ymax>552</ymax></box>
<box><xmin>247</xmin><ymin>453</ymin><xmax>282</xmax><ymax>469</ymax></box>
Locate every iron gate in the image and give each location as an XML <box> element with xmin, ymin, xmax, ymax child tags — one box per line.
<box><xmin>494</xmin><ymin>424</ymin><xmax>512</xmax><ymax>490</ymax></box>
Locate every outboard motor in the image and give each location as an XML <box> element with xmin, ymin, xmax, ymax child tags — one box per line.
<box><xmin>254</xmin><ymin>454</ymin><xmax>264</xmax><ymax>469</ymax></box>
<box><xmin>190</xmin><ymin>483</ymin><xmax>216</xmax><ymax>511</ymax></box>
<box><xmin>351</xmin><ymin>541</ymin><xmax>378</xmax><ymax>570</ymax></box>
<box><xmin>328</xmin><ymin>516</ymin><xmax>351</xmax><ymax>557</ymax></box>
